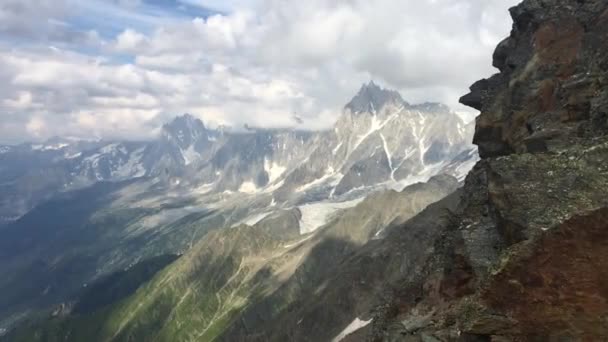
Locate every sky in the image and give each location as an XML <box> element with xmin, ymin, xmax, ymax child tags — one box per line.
<box><xmin>0</xmin><ymin>0</ymin><xmax>521</xmax><ymax>144</ymax></box>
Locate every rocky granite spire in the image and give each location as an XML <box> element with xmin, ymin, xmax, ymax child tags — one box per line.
<box><xmin>161</xmin><ymin>113</ymin><xmax>209</xmax><ymax>149</ymax></box>
<box><xmin>345</xmin><ymin>81</ymin><xmax>407</xmax><ymax>114</ymax></box>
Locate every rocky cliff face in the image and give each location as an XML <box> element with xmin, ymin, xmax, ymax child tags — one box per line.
<box><xmin>369</xmin><ymin>0</ymin><xmax>608</xmax><ymax>340</ymax></box>
<box><xmin>461</xmin><ymin>0</ymin><xmax>608</xmax><ymax>158</ymax></box>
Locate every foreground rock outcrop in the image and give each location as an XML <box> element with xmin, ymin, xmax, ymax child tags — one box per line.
<box><xmin>372</xmin><ymin>0</ymin><xmax>608</xmax><ymax>340</ymax></box>
<box><xmin>461</xmin><ymin>0</ymin><xmax>608</xmax><ymax>158</ymax></box>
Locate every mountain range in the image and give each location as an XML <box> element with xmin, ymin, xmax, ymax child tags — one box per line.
<box><xmin>0</xmin><ymin>81</ymin><xmax>476</xmax><ymax>226</ymax></box>
<box><xmin>0</xmin><ymin>82</ymin><xmax>478</xmax><ymax>336</ymax></box>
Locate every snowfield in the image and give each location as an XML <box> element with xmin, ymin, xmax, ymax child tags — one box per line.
<box><xmin>332</xmin><ymin>317</ymin><xmax>373</xmax><ymax>342</ymax></box>
<box><xmin>298</xmin><ymin>198</ymin><xmax>364</xmax><ymax>235</ymax></box>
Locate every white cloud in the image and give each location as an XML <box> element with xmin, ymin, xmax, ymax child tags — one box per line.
<box><xmin>0</xmin><ymin>0</ymin><xmax>520</xmax><ymax>143</ymax></box>
<box><xmin>114</xmin><ymin>29</ymin><xmax>148</xmax><ymax>53</ymax></box>
<box><xmin>25</xmin><ymin>117</ymin><xmax>47</xmax><ymax>138</ymax></box>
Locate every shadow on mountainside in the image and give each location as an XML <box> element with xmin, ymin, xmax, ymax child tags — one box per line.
<box><xmin>218</xmin><ymin>190</ymin><xmax>464</xmax><ymax>342</ymax></box>
<box><xmin>0</xmin><ymin>179</ymin><xmax>218</xmax><ymax>331</ymax></box>
<box><xmin>73</xmin><ymin>254</ymin><xmax>181</xmax><ymax>315</ymax></box>
<box><xmin>0</xmin><ymin>181</ymin><xmax>141</xmax><ymax>319</ymax></box>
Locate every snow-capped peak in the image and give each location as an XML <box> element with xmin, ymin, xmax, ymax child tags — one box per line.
<box><xmin>161</xmin><ymin>114</ymin><xmax>209</xmax><ymax>148</ymax></box>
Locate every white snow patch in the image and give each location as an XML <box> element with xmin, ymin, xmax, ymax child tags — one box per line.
<box><xmin>332</xmin><ymin>317</ymin><xmax>373</xmax><ymax>342</ymax></box>
<box><xmin>454</xmin><ymin>161</ymin><xmax>476</xmax><ymax>181</ymax></box>
<box><xmin>114</xmin><ymin>147</ymin><xmax>146</xmax><ymax>178</ymax></box>
<box><xmin>83</xmin><ymin>153</ymin><xmax>101</xmax><ymax>164</ymax></box>
<box><xmin>296</xmin><ymin>175</ymin><xmax>331</xmax><ymax>193</ymax></box>
<box><xmin>298</xmin><ymin>198</ymin><xmax>364</xmax><ymax>235</ymax></box>
<box><xmin>403</xmin><ymin>146</ymin><xmax>416</xmax><ymax>160</ymax></box>
<box><xmin>455</xmin><ymin>110</ymin><xmax>477</xmax><ymax>125</ymax></box>
<box><xmin>391</xmin><ymin>147</ymin><xmax>417</xmax><ymax>177</ymax></box>
<box><xmin>332</xmin><ymin>142</ymin><xmax>343</xmax><ymax>155</ymax></box>
<box><xmin>351</xmin><ymin>111</ymin><xmax>400</xmax><ymax>154</ymax></box>
<box><xmin>372</xmin><ymin>227</ymin><xmax>386</xmax><ymax>240</ymax></box>
<box><xmin>64</xmin><ymin>152</ymin><xmax>82</xmax><ymax>159</ymax></box>
<box><xmin>239</xmin><ymin>181</ymin><xmax>258</xmax><ymax>194</ymax></box>
<box><xmin>45</xmin><ymin>143</ymin><xmax>69</xmax><ymax>150</ymax></box>
<box><xmin>0</xmin><ymin>146</ymin><xmax>11</xmax><ymax>154</ymax></box>
<box><xmin>264</xmin><ymin>159</ymin><xmax>286</xmax><ymax>183</ymax></box>
<box><xmin>245</xmin><ymin>212</ymin><xmax>271</xmax><ymax>226</ymax></box>
<box><xmin>295</xmin><ymin>172</ymin><xmax>342</xmax><ymax>193</ymax></box>
<box><xmin>453</xmin><ymin>150</ymin><xmax>479</xmax><ymax>181</ymax></box>
<box><xmin>81</xmin><ymin>152</ymin><xmax>104</xmax><ymax>180</ymax></box>
<box><xmin>232</xmin><ymin>212</ymin><xmax>272</xmax><ymax>227</ymax></box>
<box><xmin>385</xmin><ymin>161</ymin><xmax>449</xmax><ymax>192</ymax></box>
<box><xmin>263</xmin><ymin>179</ymin><xmax>285</xmax><ymax>193</ymax></box>
<box><xmin>417</xmin><ymin>110</ymin><xmax>425</xmax><ymax>122</ymax></box>
<box><xmin>31</xmin><ymin>143</ymin><xmax>69</xmax><ymax>151</ymax></box>
<box><xmin>410</xmin><ymin>111</ymin><xmax>429</xmax><ymax>167</ymax></box>
<box><xmin>99</xmin><ymin>143</ymin><xmax>120</xmax><ymax>154</ymax></box>
<box><xmin>181</xmin><ymin>145</ymin><xmax>200</xmax><ymax>166</ymax></box>
<box><xmin>380</xmin><ymin>133</ymin><xmax>395</xmax><ymax>180</ymax></box>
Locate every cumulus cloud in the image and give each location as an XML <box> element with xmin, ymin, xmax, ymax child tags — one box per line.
<box><xmin>0</xmin><ymin>0</ymin><xmax>520</xmax><ymax>143</ymax></box>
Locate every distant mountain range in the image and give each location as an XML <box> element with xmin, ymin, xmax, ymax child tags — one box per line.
<box><xmin>0</xmin><ymin>81</ymin><xmax>477</xmax><ymax>226</ymax></box>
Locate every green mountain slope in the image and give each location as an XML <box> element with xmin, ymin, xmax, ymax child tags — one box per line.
<box><xmin>4</xmin><ymin>176</ymin><xmax>459</xmax><ymax>342</ymax></box>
